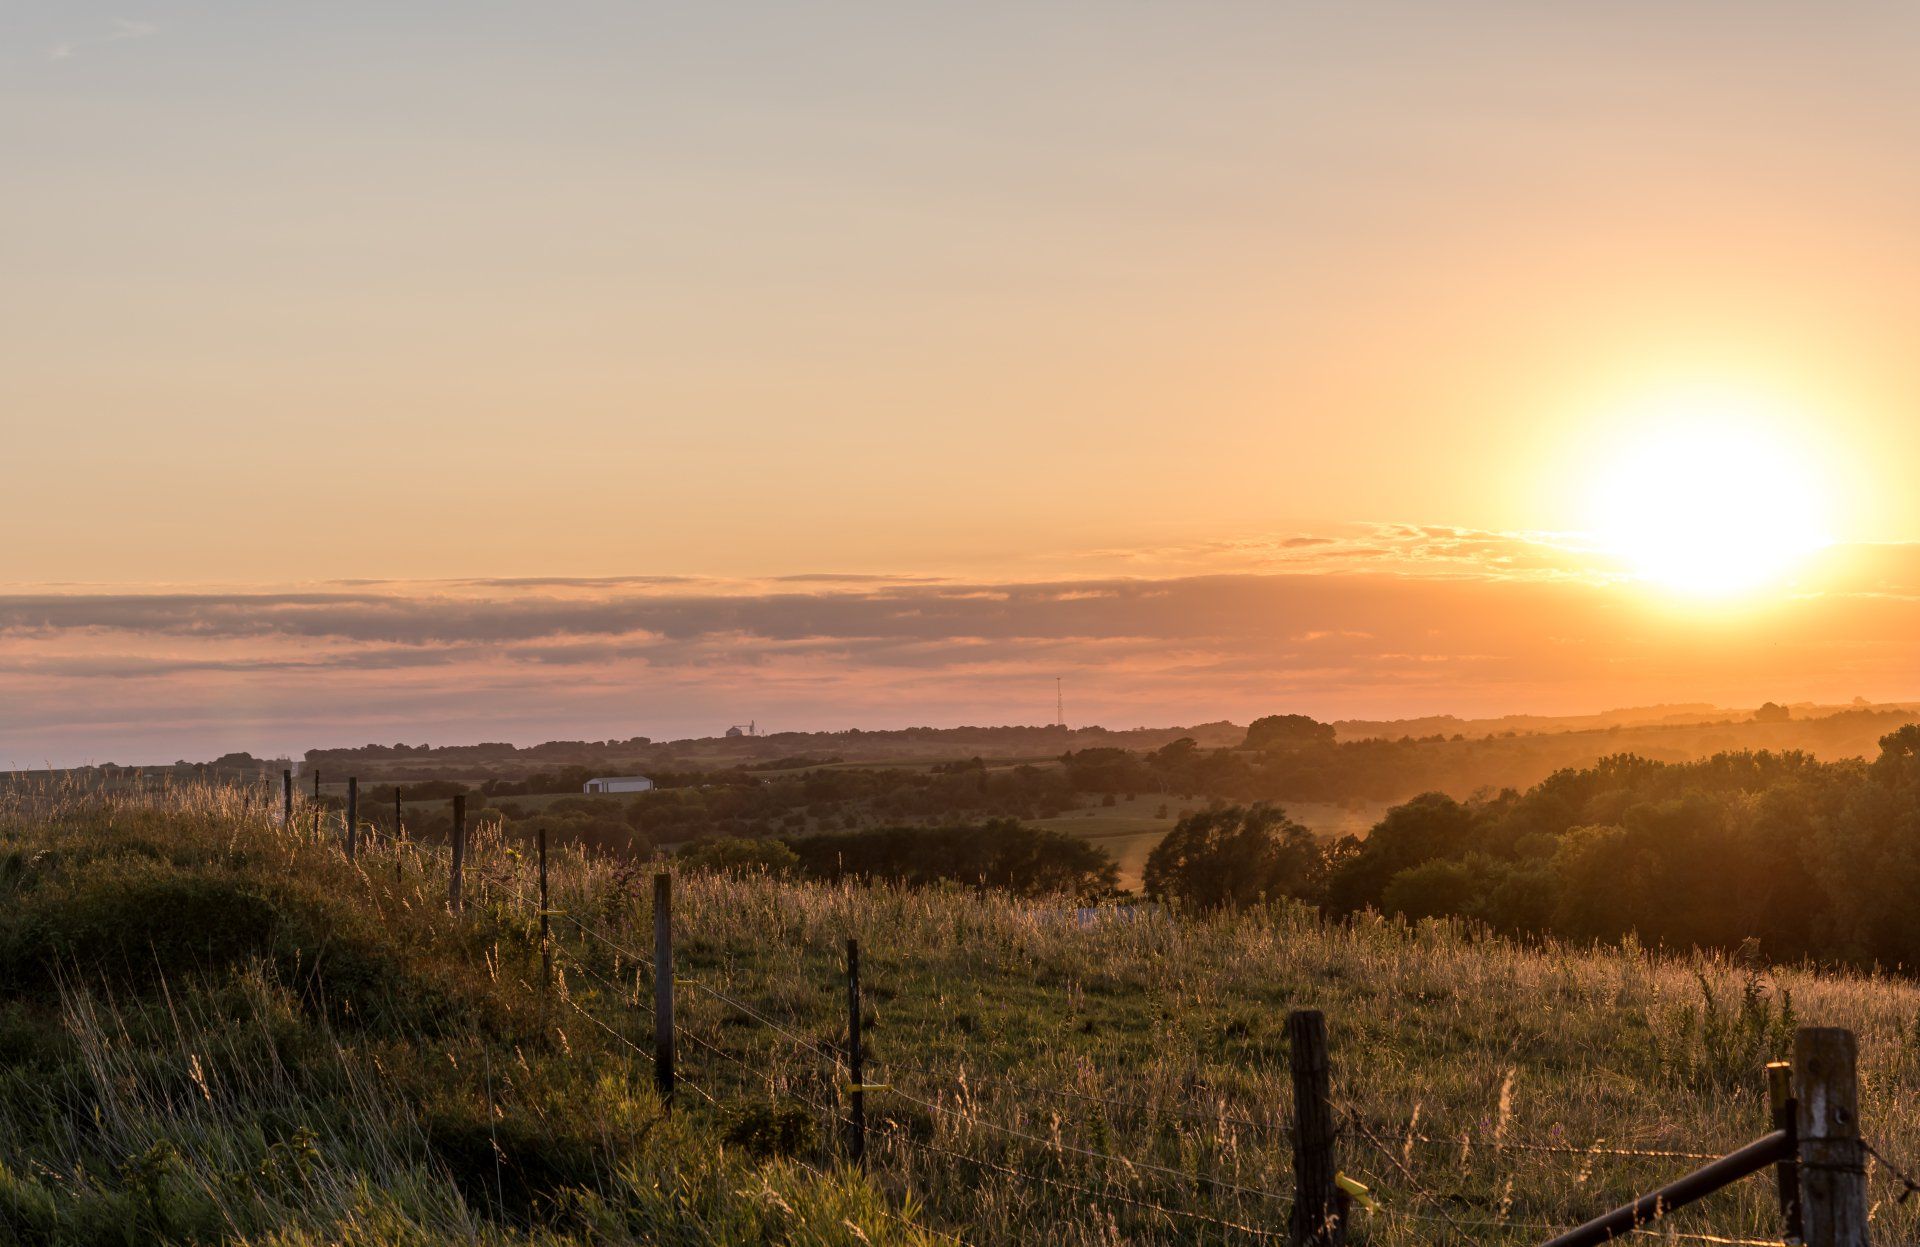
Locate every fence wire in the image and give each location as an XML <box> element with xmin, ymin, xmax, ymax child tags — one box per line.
<box><xmin>84</xmin><ymin>784</ymin><xmax>1828</xmax><ymax>1247</ymax></box>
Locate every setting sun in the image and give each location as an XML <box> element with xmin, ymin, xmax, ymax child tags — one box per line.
<box><xmin>1588</xmin><ymin>395</ymin><xmax>1832</xmax><ymax>597</ymax></box>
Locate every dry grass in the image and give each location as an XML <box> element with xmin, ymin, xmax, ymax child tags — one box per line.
<box><xmin>5</xmin><ymin>779</ymin><xmax>1920</xmax><ymax>1244</ymax></box>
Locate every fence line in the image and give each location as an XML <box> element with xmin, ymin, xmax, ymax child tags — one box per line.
<box><xmin>442</xmin><ymin>801</ymin><xmax>1880</xmax><ymax>1246</ymax></box>
<box><xmin>27</xmin><ymin>779</ymin><xmax>1914</xmax><ymax>1247</ymax></box>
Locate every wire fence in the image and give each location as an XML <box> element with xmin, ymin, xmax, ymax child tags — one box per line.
<box><xmin>22</xmin><ymin>776</ymin><xmax>1920</xmax><ymax>1247</ymax></box>
<box><xmin>528</xmin><ymin>875</ymin><xmax>1876</xmax><ymax>1246</ymax></box>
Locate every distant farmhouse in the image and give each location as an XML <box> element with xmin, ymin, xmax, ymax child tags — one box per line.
<box><xmin>583</xmin><ymin>775</ymin><xmax>654</xmax><ymax>794</ymax></box>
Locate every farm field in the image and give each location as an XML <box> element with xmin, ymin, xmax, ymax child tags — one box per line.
<box><xmin>5</xmin><ymin>783</ymin><xmax>1918</xmax><ymax>1245</ymax></box>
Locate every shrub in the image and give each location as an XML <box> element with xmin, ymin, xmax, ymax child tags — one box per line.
<box><xmin>677</xmin><ymin>836</ymin><xmax>800</xmax><ymax>877</ymax></box>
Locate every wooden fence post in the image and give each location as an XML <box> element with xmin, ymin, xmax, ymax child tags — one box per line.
<box><xmin>847</xmin><ymin>937</ymin><xmax>867</xmax><ymax>1165</ymax></box>
<box><xmin>1795</xmin><ymin>1027</ymin><xmax>1867</xmax><ymax>1247</ymax></box>
<box><xmin>281</xmin><ymin>769</ymin><xmax>292</xmax><ymax>828</ymax></box>
<box><xmin>1288</xmin><ymin>1009</ymin><xmax>1347</xmax><ymax>1247</ymax></box>
<box><xmin>311</xmin><ymin>769</ymin><xmax>321</xmax><ymax>838</ymax></box>
<box><xmin>449</xmin><ymin>795</ymin><xmax>466</xmax><ymax>912</ymax></box>
<box><xmin>537</xmin><ymin>826</ymin><xmax>552</xmax><ymax>987</ymax></box>
<box><xmin>1768</xmin><ymin>1060</ymin><xmax>1804</xmax><ymax>1243</ymax></box>
<box><xmin>654</xmin><ymin>873</ymin><xmax>675</xmax><ymax>1108</ymax></box>
<box><xmin>345</xmin><ymin>777</ymin><xmax>358</xmax><ymax>861</ymax></box>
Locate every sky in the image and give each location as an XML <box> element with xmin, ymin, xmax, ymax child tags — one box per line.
<box><xmin>4</xmin><ymin>2</ymin><xmax>1920</xmax><ymax>764</ymax></box>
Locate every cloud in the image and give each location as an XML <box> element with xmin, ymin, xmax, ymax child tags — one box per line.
<box><xmin>1061</xmin><ymin>523</ymin><xmax>1620</xmax><ymax>580</ymax></box>
<box><xmin>7</xmin><ymin>538</ymin><xmax>1920</xmax><ymax>765</ymax></box>
<box><xmin>46</xmin><ymin>18</ymin><xmax>158</xmax><ymax>61</ymax></box>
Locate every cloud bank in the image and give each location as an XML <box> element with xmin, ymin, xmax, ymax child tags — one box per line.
<box><xmin>6</xmin><ymin>529</ymin><xmax>1918</xmax><ymax>767</ymax></box>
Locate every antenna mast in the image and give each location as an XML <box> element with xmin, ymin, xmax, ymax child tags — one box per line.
<box><xmin>1056</xmin><ymin>677</ymin><xmax>1064</xmax><ymax>728</ymax></box>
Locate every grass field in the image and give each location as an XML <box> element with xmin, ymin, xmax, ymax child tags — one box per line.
<box><xmin>9</xmin><ymin>783</ymin><xmax>1916</xmax><ymax>1244</ymax></box>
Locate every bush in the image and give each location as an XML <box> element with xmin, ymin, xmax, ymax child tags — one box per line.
<box><xmin>677</xmin><ymin>836</ymin><xmax>800</xmax><ymax>877</ymax></box>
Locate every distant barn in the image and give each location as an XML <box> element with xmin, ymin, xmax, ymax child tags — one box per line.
<box><xmin>583</xmin><ymin>776</ymin><xmax>654</xmax><ymax>794</ymax></box>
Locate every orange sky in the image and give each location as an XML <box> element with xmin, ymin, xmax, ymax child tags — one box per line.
<box><xmin>5</xmin><ymin>4</ymin><xmax>1919</xmax><ymax>762</ymax></box>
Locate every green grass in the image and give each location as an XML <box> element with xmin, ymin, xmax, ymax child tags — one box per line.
<box><xmin>6</xmin><ymin>783</ymin><xmax>1920</xmax><ymax>1244</ymax></box>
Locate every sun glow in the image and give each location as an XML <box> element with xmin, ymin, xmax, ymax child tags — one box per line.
<box><xmin>1587</xmin><ymin>391</ymin><xmax>1831</xmax><ymax>598</ymax></box>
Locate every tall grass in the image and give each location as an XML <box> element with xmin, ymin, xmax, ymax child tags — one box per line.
<box><xmin>5</xmin><ymin>778</ymin><xmax>1920</xmax><ymax>1243</ymax></box>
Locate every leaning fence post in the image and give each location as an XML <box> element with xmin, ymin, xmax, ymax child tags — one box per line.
<box><xmin>1768</xmin><ymin>1059</ymin><xmax>1804</xmax><ymax>1243</ymax></box>
<box><xmin>1288</xmin><ymin>1009</ymin><xmax>1347</xmax><ymax>1247</ymax></box>
<box><xmin>282</xmin><ymin>769</ymin><xmax>292</xmax><ymax>828</ymax></box>
<box><xmin>345</xmin><ymin>777</ymin><xmax>358</xmax><ymax>860</ymax></box>
<box><xmin>847</xmin><ymin>937</ymin><xmax>867</xmax><ymax>1165</ymax></box>
<box><xmin>449</xmin><ymin>795</ymin><xmax>466</xmax><ymax>912</ymax></box>
<box><xmin>537</xmin><ymin>825</ymin><xmax>552</xmax><ymax>987</ymax></box>
<box><xmin>1795</xmin><ymin>1027</ymin><xmax>1867</xmax><ymax>1247</ymax></box>
<box><xmin>654</xmin><ymin>872</ymin><xmax>675</xmax><ymax>1108</ymax></box>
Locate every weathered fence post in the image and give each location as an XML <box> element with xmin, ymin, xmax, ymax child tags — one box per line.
<box><xmin>345</xmin><ymin>777</ymin><xmax>358</xmax><ymax>861</ymax></box>
<box><xmin>281</xmin><ymin>769</ymin><xmax>292</xmax><ymax>828</ymax></box>
<box><xmin>1795</xmin><ymin>1027</ymin><xmax>1867</xmax><ymax>1247</ymax></box>
<box><xmin>449</xmin><ymin>795</ymin><xmax>466</xmax><ymax>912</ymax></box>
<box><xmin>1768</xmin><ymin>1059</ymin><xmax>1804</xmax><ymax>1243</ymax></box>
<box><xmin>654</xmin><ymin>872</ymin><xmax>675</xmax><ymax>1108</ymax></box>
<box><xmin>847</xmin><ymin>937</ymin><xmax>867</xmax><ymax>1165</ymax></box>
<box><xmin>1288</xmin><ymin>1009</ymin><xmax>1346</xmax><ymax>1247</ymax></box>
<box><xmin>537</xmin><ymin>825</ymin><xmax>552</xmax><ymax>987</ymax></box>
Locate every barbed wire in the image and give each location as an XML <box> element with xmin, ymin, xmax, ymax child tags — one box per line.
<box><xmin>881</xmin><ymin>1079</ymin><xmax>1296</xmax><ymax>1207</ymax></box>
<box><xmin>319</xmin><ymin>826</ymin><xmax>1810</xmax><ymax>1247</ymax></box>
<box><xmin>868</xmin><ymin>1117</ymin><xmax>1290</xmax><ymax>1241</ymax></box>
<box><xmin>1864</xmin><ymin>1135</ymin><xmax>1920</xmax><ymax>1204</ymax></box>
<box><xmin>1349</xmin><ymin>1114</ymin><xmax>1728</xmax><ymax>1163</ymax></box>
<box><xmin>556</xmin><ymin>977</ymin><xmax>654</xmax><ymax>1068</ymax></box>
<box><xmin>870</xmin><ymin>1048</ymin><xmax>1284</xmax><ymax>1137</ymax></box>
<box><xmin>518</xmin><ymin>865</ymin><xmax>1737</xmax><ymax>1179</ymax></box>
<box><xmin>1342</xmin><ymin>1109</ymin><xmax>1471</xmax><ymax>1239</ymax></box>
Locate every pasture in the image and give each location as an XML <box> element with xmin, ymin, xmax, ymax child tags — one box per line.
<box><xmin>4</xmin><ymin>782</ymin><xmax>1917</xmax><ymax>1245</ymax></box>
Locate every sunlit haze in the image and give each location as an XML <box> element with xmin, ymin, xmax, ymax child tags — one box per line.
<box><xmin>5</xmin><ymin>1</ymin><xmax>1920</xmax><ymax>764</ymax></box>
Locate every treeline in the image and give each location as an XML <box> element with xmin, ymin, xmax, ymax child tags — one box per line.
<box><xmin>367</xmin><ymin>763</ymin><xmax>1090</xmax><ymax>860</ymax></box>
<box><xmin>1147</xmin><ymin>727</ymin><xmax>1920</xmax><ymax>969</ymax></box>
<box><xmin>2</xmin><ymin>752</ymin><xmax>288</xmax><ymax>793</ymax></box>
<box><xmin>1060</xmin><ymin>708</ymin><xmax>1920</xmax><ymax>806</ymax></box>
<box><xmin>301</xmin><ymin>722</ymin><xmax>1247</xmax><ymax>782</ymax></box>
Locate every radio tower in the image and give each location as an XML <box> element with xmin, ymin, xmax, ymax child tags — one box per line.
<box><xmin>1055</xmin><ymin>677</ymin><xmax>1064</xmax><ymax>729</ymax></box>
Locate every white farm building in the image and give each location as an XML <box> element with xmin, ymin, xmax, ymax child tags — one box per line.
<box><xmin>583</xmin><ymin>776</ymin><xmax>654</xmax><ymax>794</ymax></box>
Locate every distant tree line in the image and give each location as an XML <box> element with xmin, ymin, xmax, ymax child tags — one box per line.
<box><xmin>1145</xmin><ymin>727</ymin><xmax>1920</xmax><ymax>970</ymax></box>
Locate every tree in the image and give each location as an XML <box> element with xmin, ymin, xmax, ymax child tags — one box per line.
<box><xmin>1242</xmin><ymin>714</ymin><xmax>1336</xmax><ymax>751</ymax></box>
<box><xmin>1143</xmin><ymin>804</ymin><xmax>1324</xmax><ymax>910</ymax></box>
<box><xmin>1753</xmin><ymin>702</ymin><xmax>1792</xmax><ymax>724</ymax></box>
<box><xmin>1324</xmin><ymin>791</ymin><xmax>1479</xmax><ymax>914</ymax></box>
<box><xmin>1060</xmin><ymin>747</ymin><xmax>1151</xmax><ymax>794</ymax></box>
<box><xmin>1872</xmin><ymin>725</ymin><xmax>1920</xmax><ymax>792</ymax></box>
